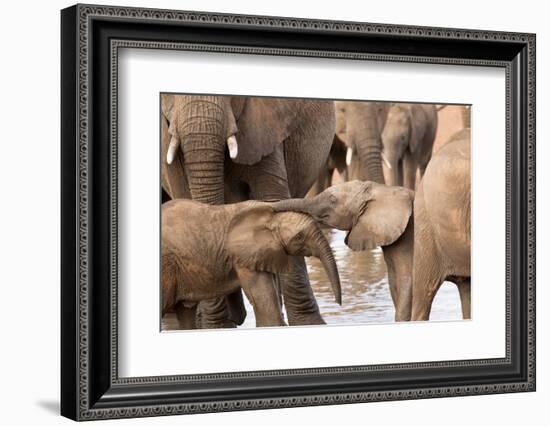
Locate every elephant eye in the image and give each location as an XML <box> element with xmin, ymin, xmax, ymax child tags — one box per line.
<box><xmin>329</xmin><ymin>194</ymin><xmax>337</xmax><ymax>204</ymax></box>
<box><xmin>294</xmin><ymin>231</ymin><xmax>305</xmax><ymax>242</ymax></box>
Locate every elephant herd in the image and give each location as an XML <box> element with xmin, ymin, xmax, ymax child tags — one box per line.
<box><xmin>160</xmin><ymin>94</ymin><xmax>471</xmax><ymax>329</ymax></box>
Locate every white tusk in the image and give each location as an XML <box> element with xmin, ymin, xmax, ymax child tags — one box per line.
<box><xmin>227</xmin><ymin>135</ymin><xmax>238</xmax><ymax>159</ymax></box>
<box><xmin>345</xmin><ymin>147</ymin><xmax>353</xmax><ymax>166</ymax></box>
<box><xmin>381</xmin><ymin>151</ymin><xmax>392</xmax><ymax>170</ymax></box>
<box><xmin>166</xmin><ymin>136</ymin><xmax>180</xmax><ymax>164</ymax></box>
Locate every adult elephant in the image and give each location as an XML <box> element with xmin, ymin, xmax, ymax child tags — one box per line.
<box><xmin>381</xmin><ymin>103</ymin><xmax>438</xmax><ymax>190</ymax></box>
<box><xmin>411</xmin><ymin>129</ymin><xmax>471</xmax><ymax>320</ymax></box>
<box><xmin>334</xmin><ymin>101</ymin><xmax>390</xmax><ymax>184</ymax></box>
<box><xmin>161</xmin><ymin>94</ymin><xmax>336</xmax><ymax>327</ymax></box>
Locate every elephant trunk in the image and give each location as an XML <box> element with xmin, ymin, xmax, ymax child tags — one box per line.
<box><xmin>178</xmin><ymin>98</ymin><xmax>226</xmax><ymax>205</ymax></box>
<box><xmin>388</xmin><ymin>155</ymin><xmax>401</xmax><ymax>187</ymax></box>
<box><xmin>355</xmin><ymin>132</ymin><xmax>385</xmax><ymax>184</ymax></box>
<box><xmin>272</xmin><ymin>198</ymin><xmax>312</xmax><ymax>215</ymax></box>
<box><xmin>306</xmin><ymin>225</ymin><xmax>342</xmax><ymax>305</ymax></box>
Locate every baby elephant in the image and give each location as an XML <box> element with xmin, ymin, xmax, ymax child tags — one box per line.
<box><xmin>273</xmin><ymin>181</ymin><xmax>414</xmax><ymax>321</ymax></box>
<box><xmin>162</xmin><ymin>200</ymin><xmax>341</xmax><ymax>328</ymax></box>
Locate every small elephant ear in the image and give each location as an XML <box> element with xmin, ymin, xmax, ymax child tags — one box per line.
<box><xmin>232</xmin><ymin>98</ymin><xmax>299</xmax><ymax>165</ymax></box>
<box><xmin>345</xmin><ymin>187</ymin><xmax>413</xmax><ymax>251</ymax></box>
<box><xmin>226</xmin><ymin>205</ymin><xmax>291</xmax><ymax>273</ymax></box>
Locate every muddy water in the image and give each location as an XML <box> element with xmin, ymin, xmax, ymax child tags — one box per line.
<box><xmin>162</xmin><ymin>229</ymin><xmax>463</xmax><ymax>330</ymax></box>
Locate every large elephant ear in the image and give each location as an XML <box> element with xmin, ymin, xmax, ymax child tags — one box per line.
<box><xmin>160</xmin><ymin>95</ymin><xmax>187</xmax><ymax>199</ymax></box>
<box><xmin>345</xmin><ymin>186</ymin><xmax>413</xmax><ymax>251</ymax></box>
<box><xmin>226</xmin><ymin>205</ymin><xmax>291</xmax><ymax>273</ymax></box>
<box><xmin>232</xmin><ymin>98</ymin><xmax>299</xmax><ymax>165</ymax></box>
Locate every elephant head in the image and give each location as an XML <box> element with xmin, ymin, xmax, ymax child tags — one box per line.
<box><xmin>334</xmin><ymin>101</ymin><xmax>389</xmax><ymax>184</ymax></box>
<box><xmin>226</xmin><ymin>205</ymin><xmax>342</xmax><ymax>305</ymax></box>
<box><xmin>272</xmin><ymin>181</ymin><xmax>413</xmax><ymax>251</ymax></box>
<box><xmin>161</xmin><ymin>94</ymin><xmax>302</xmax><ymax>205</ymax></box>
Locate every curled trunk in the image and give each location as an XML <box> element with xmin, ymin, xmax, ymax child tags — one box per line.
<box><xmin>307</xmin><ymin>226</ymin><xmax>342</xmax><ymax>305</ymax></box>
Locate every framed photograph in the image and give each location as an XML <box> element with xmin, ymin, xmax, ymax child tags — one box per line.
<box><xmin>61</xmin><ymin>4</ymin><xmax>536</xmax><ymax>421</ymax></box>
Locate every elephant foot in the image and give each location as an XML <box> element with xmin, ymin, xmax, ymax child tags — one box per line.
<box><xmin>195</xmin><ymin>296</ymin><xmax>240</xmax><ymax>329</ymax></box>
<box><xmin>195</xmin><ymin>312</ymin><xmax>238</xmax><ymax>328</ymax></box>
<box><xmin>226</xmin><ymin>290</ymin><xmax>247</xmax><ymax>326</ymax></box>
<box><xmin>286</xmin><ymin>311</ymin><xmax>326</xmax><ymax>326</ymax></box>
<box><xmin>175</xmin><ymin>302</ymin><xmax>198</xmax><ymax>330</ymax></box>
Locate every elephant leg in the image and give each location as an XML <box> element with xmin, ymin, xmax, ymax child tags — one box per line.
<box><xmin>279</xmin><ymin>257</ymin><xmax>325</xmax><ymax>325</ymax></box>
<box><xmin>225</xmin><ymin>290</ymin><xmax>247</xmax><ymax>326</ymax></box>
<box><xmin>402</xmin><ymin>151</ymin><xmax>417</xmax><ymax>190</ymax></box>
<box><xmin>385</xmin><ymin>263</ymin><xmax>399</xmax><ymax>309</ymax></box>
<box><xmin>318</xmin><ymin>167</ymin><xmax>334</xmax><ymax>194</ymax></box>
<box><xmin>418</xmin><ymin>163</ymin><xmax>428</xmax><ymax>179</ymax></box>
<box><xmin>246</xmin><ymin>147</ymin><xmax>325</xmax><ymax>325</ymax></box>
<box><xmin>175</xmin><ymin>301</ymin><xmax>197</xmax><ymax>330</ymax></box>
<box><xmin>411</xmin><ymin>263</ymin><xmax>442</xmax><ymax>321</ymax></box>
<box><xmin>237</xmin><ymin>269</ymin><xmax>286</xmax><ymax>327</ymax></box>
<box><xmin>457</xmin><ymin>278</ymin><xmax>471</xmax><ymax>319</ymax></box>
<box><xmin>196</xmin><ymin>297</ymin><xmax>238</xmax><ymax>329</ymax></box>
<box><xmin>382</xmin><ymin>219</ymin><xmax>414</xmax><ymax>321</ymax></box>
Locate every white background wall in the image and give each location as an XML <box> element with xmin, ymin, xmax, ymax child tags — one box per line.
<box><xmin>0</xmin><ymin>0</ymin><xmax>546</xmax><ymax>424</ymax></box>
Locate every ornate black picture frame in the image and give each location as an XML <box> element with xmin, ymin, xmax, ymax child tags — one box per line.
<box><xmin>61</xmin><ymin>4</ymin><xmax>536</xmax><ymax>421</ymax></box>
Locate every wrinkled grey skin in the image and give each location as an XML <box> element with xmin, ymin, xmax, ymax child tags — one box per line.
<box><xmin>381</xmin><ymin>104</ymin><xmax>438</xmax><ymax>190</ymax></box>
<box><xmin>334</xmin><ymin>101</ymin><xmax>390</xmax><ymax>184</ymax></box>
<box><xmin>161</xmin><ymin>95</ymin><xmax>335</xmax><ymax>328</ymax></box>
<box><xmin>162</xmin><ymin>200</ymin><xmax>341</xmax><ymax>328</ymax></box>
<box><xmin>411</xmin><ymin>129</ymin><xmax>471</xmax><ymax>320</ymax></box>
<box><xmin>308</xmin><ymin>135</ymin><xmax>348</xmax><ymax>197</ymax></box>
<box><xmin>273</xmin><ymin>181</ymin><xmax>415</xmax><ymax>321</ymax></box>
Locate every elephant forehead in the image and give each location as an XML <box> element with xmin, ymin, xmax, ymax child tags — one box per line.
<box><xmin>387</xmin><ymin>109</ymin><xmax>408</xmax><ymax>124</ymax></box>
<box><xmin>322</xmin><ymin>182</ymin><xmax>370</xmax><ymax>219</ymax></box>
<box><xmin>274</xmin><ymin>211</ymin><xmax>312</xmax><ymax>230</ymax></box>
